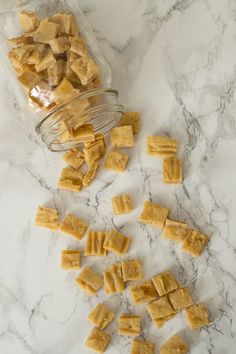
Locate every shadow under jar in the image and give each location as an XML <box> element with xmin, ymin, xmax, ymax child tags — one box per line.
<box><xmin>0</xmin><ymin>0</ymin><xmax>123</xmax><ymax>151</ymax></box>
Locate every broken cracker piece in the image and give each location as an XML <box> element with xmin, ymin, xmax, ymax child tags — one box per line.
<box><xmin>63</xmin><ymin>148</ymin><xmax>84</xmax><ymax>170</ymax></box>
<box><xmin>71</xmin><ymin>57</ymin><xmax>99</xmax><ymax>86</ymax></box>
<box><xmin>18</xmin><ymin>11</ymin><xmax>39</xmax><ymax>32</ymax></box>
<box><xmin>17</xmin><ymin>71</ymin><xmax>41</xmax><ymax>91</ymax></box>
<box><xmin>47</xmin><ymin>59</ymin><xmax>65</xmax><ymax>86</ymax></box>
<box><xmin>75</xmin><ymin>266</ymin><xmax>103</xmax><ymax>296</ymax></box>
<box><xmin>118</xmin><ymin>112</ymin><xmax>140</xmax><ymax>134</ymax></box>
<box><xmin>34</xmin><ymin>206</ymin><xmax>59</xmax><ymax>231</ymax></box>
<box><xmin>121</xmin><ymin>259</ymin><xmax>143</xmax><ymax>282</ymax></box>
<box><xmin>103</xmin><ymin>230</ymin><xmax>131</xmax><ymax>256</ymax></box>
<box><xmin>104</xmin><ymin>150</ymin><xmax>129</xmax><ymax>172</ymax></box>
<box><xmin>24</xmin><ymin>43</ymin><xmax>46</xmax><ymax>65</ymax></box>
<box><xmin>129</xmin><ymin>280</ymin><xmax>158</xmax><ymax>305</ymax></box>
<box><xmin>35</xmin><ymin>47</ymin><xmax>55</xmax><ymax>73</ymax></box>
<box><xmin>112</xmin><ymin>194</ymin><xmax>133</xmax><ymax>215</ymax></box>
<box><xmin>60</xmin><ymin>214</ymin><xmax>87</xmax><ymax>240</ymax></box>
<box><xmin>87</xmin><ymin>303</ymin><xmax>114</xmax><ymax>330</ymax></box>
<box><xmin>118</xmin><ymin>314</ymin><xmax>141</xmax><ymax>336</ymax></box>
<box><xmin>163</xmin><ymin>156</ymin><xmax>182</xmax><ymax>184</ymax></box>
<box><xmin>25</xmin><ymin>43</ymin><xmax>45</xmax><ymax>66</ymax></box>
<box><xmin>85</xmin><ymin>327</ymin><xmax>110</xmax><ymax>353</ymax></box>
<box><xmin>139</xmin><ymin>201</ymin><xmax>169</xmax><ymax>228</ymax></box>
<box><xmin>61</xmin><ymin>250</ymin><xmax>80</xmax><ymax>270</ymax></box>
<box><xmin>181</xmin><ymin>229</ymin><xmax>209</xmax><ymax>257</ymax></box>
<box><xmin>160</xmin><ymin>335</ymin><xmax>188</xmax><ymax>354</ymax></box>
<box><xmin>103</xmin><ymin>263</ymin><xmax>124</xmax><ymax>294</ymax></box>
<box><xmin>49</xmin><ymin>13</ymin><xmax>77</xmax><ymax>35</ymax></box>
<box><xmin>184</xmin><ymin>303</ymin><xmax>209</xmax><ymax>330</ymax></box>
<box><xmin>83</xmin><ymin>163</ymin><xmax>98</xmax><ymax>187</ymax></box>
<box><xmin>130</xmin><ymin>339</ymin><xmax>154</xmax><ymax>354</ymax></box>
<box><xmin>84</xmin><ymin>231</ymin><xmax>107</xmax><ymax>256</ymax></box>
<box><xmin>147</xmin><ymin>136</ymin><xmax>177</xmax><ymax>157</ymax></box>
<box><xmin>70</xmin><ymin>36</ymin><xmax>86</xmax><ymax>57</ymax></box>
<box><xmin>33</xmin><ymin>19</ymin><xmax>59</xmax><ymax>44</ymax></box>
<box><xmin>152</xmin><ymin>271</ymin><xmax>179</xmax><ymax>296</ymax></box>
<box><xmin>49</xmin><ymin>36</ymin><xmax>70</xmax><ymax>54</ymax></box>
<box><xmin>8</xmin><ymin>46</ymin><xmax>32</xmax><ymax>70</ymax></box>
<box><xmin>53</xmin><ymin>77</ymin><xmax>77</xmax><ymax>103</ymax></box>
<box><xmin>7</xmin><ymin>35</ymin><xmax>34</xmax><ymax>46</ymax></box>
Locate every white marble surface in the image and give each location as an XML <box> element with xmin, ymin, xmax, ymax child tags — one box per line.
<box><xmin>0</xmin><ymin>0</ymin><xmax>236</xmax><ymax>353</ymax></box>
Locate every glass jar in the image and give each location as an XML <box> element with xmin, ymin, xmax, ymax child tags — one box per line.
<box><xmin>0</xmin><ymin>0</ymin><xmax>123</xmax><ymax>151</ymax></box>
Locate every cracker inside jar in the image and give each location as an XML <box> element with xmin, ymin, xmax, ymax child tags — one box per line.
<box><xmin>7</xmin><ymin>11</ymin><xmax>101</xmax><ymax>116</ymax></box>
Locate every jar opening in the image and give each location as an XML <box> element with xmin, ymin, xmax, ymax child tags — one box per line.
<box><xmin>36</xmin><ymin>88</ymin><xmax>123</xmax><ymax>151</ymax></box>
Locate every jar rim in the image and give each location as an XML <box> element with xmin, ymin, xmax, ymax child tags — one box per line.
<box><xmin>36</xmin><ymin>87</ymin><xmax>124</xmax><ymax>151</ymax></box>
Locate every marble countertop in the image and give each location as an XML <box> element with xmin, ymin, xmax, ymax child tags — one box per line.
<box><xmin>0</xmin><ymin>0</ymin><xmax>236</xmax><ymax>353</ymax></box>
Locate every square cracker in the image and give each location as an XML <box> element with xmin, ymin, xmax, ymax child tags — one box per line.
<box><xmin>58</xmin><ymin>167</ymin><xmax>83</xmax><ymax>192</ymax></box>
<box><xmin>168</xmin><ymin>288</ymin><xmax>193</xmax><ymax>310</ymax></box>
<box><xmin>118</xmin><ymin>314</ymin><xmax>141</xmax><ymax>336</ymax></box>
<box><xmin>152</xmin><ymin>271</ymin><xmax>179</xmax><ymax>296</ymax></box>
<box><xmin>181</xmin><ymin>229</ymin><xmax>209</xmax><ymax>256</ymax></box>
<box><xmin>118</xmin><ymin>112</ymin><xmax>140</xmax><ymax>134</ymax></box>
<box><xmin>112</xmin><ymin>194</ymin><xmax>133</xmax><ymax>215</ymax></box>
<box><xmin>130</xmin><ymin>339</ymin><xmax>154</xmax><ymax>354</ymax></box>
<box><xmin>103</xmin><ymin>230</ymin><xmax>131</xmax><ymax>256</ymax></box>
<box><xmin>147</xmin><ymin>136</ymin><xmax>177</xmax><ymax>157</ymax></box>
<box><xmin>160</xmin><ymin>335</ymin><xmax>188</xmax><ymax>354</ymax></box>
<box><xmin>87</xmin><ymin>303</ymin><xmax>114</xmax><ymax>330</ymax></box>
<box><xmin>129</xmin><ymin>280</ymin><xmax>158</xmax><ymax>305</ymax></box>
<box><xmin>84</xmin><ymin>139</ymin><xmax>105</xmax><ymax>164</ymax></box>
<box><xmin>63</xmin><ymin>148</ymin><xmax>84</xmax><ymax>170</ymax></box>
<box><xmin>34</xmin><ymin>206</ymin><xmax>59</xmax><ymax>231</ymax></box>
<box><xmin>139</xmin><ymin>201</ymin><xmax>169</xmax><ymax>228</ymax></box>
<box><xmin>84</xmin><ymin>231</ymin><xmax>107</xmax><ymax>256</ymax></box>
<box><xmin>110</xmin><ymin>125</ymin><xmax>134</xmax><ymax>148</ymax></box>
<box><xmin>104</xmin><ymin>149</ymin><xmax>129</xmax><ymax>172</ymax></box>
<box><xmin>61</xmin><ymin>250</ymin><xmax>80</xmax><ymax>270</ymax></box>
<box><xmin>121</xmin><ymin>259</ymin><xmax>143</xmax><ymax>281</ymax></box>
<box><xmin>103</xmin><ymin>263</ymin><xmax>124</xmax><ymax>294</ymax></box>
<box><xmin>161</xmin><ymin>219</ymin><xmax>188</xmax><ymax>242</ymax></box>
<box><xmin>60</xmin><ymin>214</ymin><xmax>87</xmax><ymax>240</ymax></box>
<box><xmin>85</xmin><ymin>327</ymin><xmax>110</xmax><ymax>353</ymax></box>
<box><xmin>163</xmin><ymin>156</ymin><xmax>182</xmax><ymax>184</ymax></box>
<box><xmin>153</xmin><ymin>312</ymin><xmax>178</xmax><ymax>329</ymax></box>
<box><xmin>146</xmin><ymin>296</ymin><xmax>175</xmax><ymax>320</ymax></box>
<box><xmin>184</xmin><ymin>303</ymin><xmax>209</xmax><ymax>330</ymax></box>
<box><xmin>70</xmin><ymin>124</ymin><xmax>95</xmax><ymax>143</ymax></box>
<box><xmin>75</xmin><ymin>266</ymin><xmax>103</xmax><ymax>296</ymax></box>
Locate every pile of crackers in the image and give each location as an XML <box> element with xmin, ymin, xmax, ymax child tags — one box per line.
<box><xmin>34</xmin><ymin>125</ymin><xmax>210</xmax><ymax>353</ymax></box>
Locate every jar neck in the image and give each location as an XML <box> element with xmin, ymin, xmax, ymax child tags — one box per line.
<box><xmin>36</xmin><ymin>88</ymin><xmax>123</xmax><ymax>151</ymax></box>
